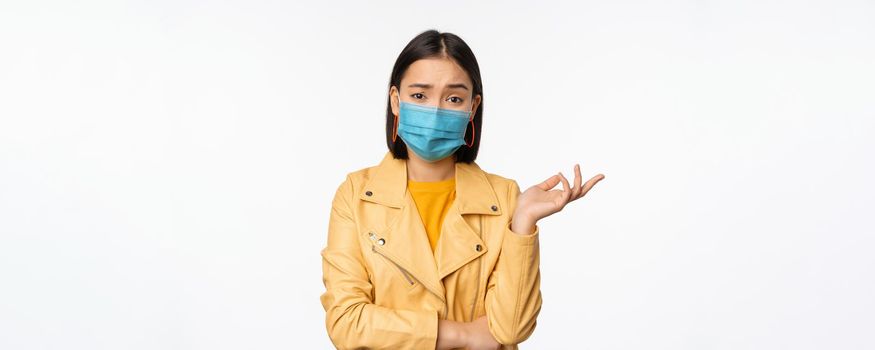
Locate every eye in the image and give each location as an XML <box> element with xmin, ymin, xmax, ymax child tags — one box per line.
<box><xmin>411</xmin><ymin>93</ymin><xmax>425</xmax><ymax>100</ymax></box>
<box><xmin>447</xmin><ymin>96</ymin><xmax>464</xmax><ymax>104</ymax></box>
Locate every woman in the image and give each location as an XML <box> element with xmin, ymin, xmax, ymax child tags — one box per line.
<box><xmin>319</xmin><ymin>29</ymin><xmax>605</xmax><ymax>350</ymax></box>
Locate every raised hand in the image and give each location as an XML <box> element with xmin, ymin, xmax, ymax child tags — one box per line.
<box><xmin>511</xmin><ymin>164</ymin><xmax>605</xmax><ymax>235</ymax></box>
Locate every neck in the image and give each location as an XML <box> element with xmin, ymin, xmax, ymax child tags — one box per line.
<box><xmin>406</xmin><ymin>152</ymin><xmax>455</xmax><ymax>182</ymax></box>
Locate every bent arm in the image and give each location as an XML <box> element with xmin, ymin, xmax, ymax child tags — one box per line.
<box><xmin>483</xmin><ymin>180</ymin><xmax>543</xmax><ymax>346</ymax></box>
<box><xmin>320</xmin><ymin>175</ymin><xmax>439</xmax><ymax>349</ymax></box>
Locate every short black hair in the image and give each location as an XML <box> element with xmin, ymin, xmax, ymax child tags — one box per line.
<box><xmin>385</xmin><ymin>29</ymin><xmax>483</xmax><ymax>163</ymax></box>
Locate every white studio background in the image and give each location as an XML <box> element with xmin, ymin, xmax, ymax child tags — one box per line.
<box><xmin>1</xmin><ymin>0</ymin><xmax>873</xmax><ymax>349</ymax></box>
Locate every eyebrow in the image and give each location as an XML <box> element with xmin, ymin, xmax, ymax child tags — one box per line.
<box><xmin>408</xmin><ymin>83</ymin><xmax>469</xmax><ymax>91</ymax></box>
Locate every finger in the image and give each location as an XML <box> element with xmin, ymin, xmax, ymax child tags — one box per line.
<box><xmin>573</xmin><ymin>163</ymin><xmax>583</xmax><ymax>198</ymax></box>
<box><xmin>578</xmin><ymin>174</ymin><xmax>606</xmax><ymax>199</ymax></box>
<box><xmin>574</xmin><ymin>174</ymin><xmax>596</xmax><ymax>200</ymax></box>
<box><xmin>557</xmin><ymin>171</ymin><xmax>572</xmax><ymax>203</ymax></box>
<box><xmin>535</xmin><ymin>174</ymin><xmax>561</xmax><ymax>191</ymax></box>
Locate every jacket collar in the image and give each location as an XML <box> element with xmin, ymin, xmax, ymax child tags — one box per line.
<box><xmin>359</xmin><ymin>151</ymin><xmax>503</xmax><ymax>216</ymax></box>
<box><xmin>358</xmin><ymin>151</ymin><xmax>501</xmax><ymax>300</ymax></box>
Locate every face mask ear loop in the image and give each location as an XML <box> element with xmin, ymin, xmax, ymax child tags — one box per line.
<box><xmin>465</xmin><ymin>112</ymin><xmax>475</xmax><ymax>148</ymax></box>
<box><xmin>392</xmin><ymin>114</ymin><xmax>399</xmax><ymax>142</ymax></box>
<box><xmin>393</xmin><ymin>95</ymin><xmax>400</xmax><ymax>142</ymax></box>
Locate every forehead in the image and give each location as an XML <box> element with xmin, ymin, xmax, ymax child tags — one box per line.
<box><xmin>401</xmin><ymin>57</ymin><xmax>471</xmax><ymax>88</ymax></box>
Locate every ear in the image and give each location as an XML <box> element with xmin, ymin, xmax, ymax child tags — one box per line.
<box><xmin>390</xmin><ymin>86</ymin><xmax>400</xmax><ymax>117</ymax></box>
<box><xmin>471</xmin><ymin>94</ymin><xmax>482</xmax><ymax>116</ymax></box>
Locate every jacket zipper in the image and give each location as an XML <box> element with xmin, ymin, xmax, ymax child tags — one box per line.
<box><xmin>470</xmin><ymin>216</ymin><xmax>484</xmax><ymax>322</ymax></box>
<box><xmin>470</xmin><ymin>255</ymin><xmax>482</xmax><ymax>321</ymax></box>
<box><xmin>372</xmin><ymin>245</ymin><xmax>415</xmax><ymax>285</ymax></box>
<box><xmin>372</xmin><ymin>245</ymin><xmax>448</xmax><ymax>319</ymax></box>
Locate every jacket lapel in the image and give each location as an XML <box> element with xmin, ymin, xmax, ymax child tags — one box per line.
<box><xmin>434</xmin><ymin>159</ymin><xmax>502</xmax><ymax>280</ymax></box>
<box><xmin>359</xmin><ymin>152</ymin><xmax>504</xmax><ymax>296</ymax></box>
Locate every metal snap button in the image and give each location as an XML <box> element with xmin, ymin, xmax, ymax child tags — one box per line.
<box><xmin>365</xmin><ymin>191</ymin><xmax>373</xmax><ymax>196</ymax></box>
<box><xmin>377</xmin><ymin>238</ymin><xmax>385</xmax><ymax>246</ymax></box>
<box><xmin>475</xmin><ymin>244</ymin><xmax>482</xmax><ymax>252</ymax></box>
<box><xmin>490</xmin><ymin>205</ymin><xmax>498</xmax><ymax>212</ymax></box>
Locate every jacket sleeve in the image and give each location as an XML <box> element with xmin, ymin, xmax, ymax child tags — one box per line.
<box><xmin>484</xmin><ymin>179</ymin><xmax>543</xmax><ymax>346</ymax></box>
<box><xmin>319</xmin><ymin>175</ymin><xmax>439</xmax><ymax>350</ymax></box>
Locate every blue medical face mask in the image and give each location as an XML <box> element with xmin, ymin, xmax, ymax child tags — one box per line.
<box><xmin>396</xmin><ymin>95</ymin><xmax>474</xmax><ymax>162</ymax></box>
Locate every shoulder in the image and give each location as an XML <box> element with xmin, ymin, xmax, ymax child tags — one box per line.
<box><xmin>475</xmin><ymin>166</ymin><xmax>524</xmax><ymax>214</ymax></box>
<box><xmin>344</xmin><ymin>165</ymin><xmax>378</xmax><ymax>187</ymax></box>
<box><xmin>478</xmin><ymin>166</ymin><xmax>522</xmax><ymax>198</ymax></box>
<box><xmin>484</xmin><ymin>171</ymin><xmax>517</xmax><ymax>188</ymax></box>
<box><xmin>333</xmin><ymin>164</ymin><xmax>374</xmax><ymax>194</ymax></box>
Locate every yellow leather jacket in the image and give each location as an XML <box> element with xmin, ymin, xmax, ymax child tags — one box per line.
<box><xmin>320</xmin><ymin>151</ymin><xmax>542</xmax><ymax>349</ymax></box>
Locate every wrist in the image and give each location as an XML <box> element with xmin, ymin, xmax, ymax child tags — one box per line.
<box><xmin>437</xmin><ymin>319</ymin><xmax>468</xmax><ymax>349</ymax></box>
<box><xmin>511</xmin><ymin>213</ymin><xmax>536</xmax><ymax>235</ymax></box>
<box><xmin>512</xmin><ymin>210</ymin><xmax>534</xmax><ymax>224</ymax></box>
<box><xmin>457</xmin><ymin>321</ymin><xmax>471</xmax><ymax>347</ymax></box>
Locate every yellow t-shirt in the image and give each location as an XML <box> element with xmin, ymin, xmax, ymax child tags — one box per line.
<box><xmin>407</xmin><ymin>177</ymin><xmax>456</xmax><ymax>253</ymax></box>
